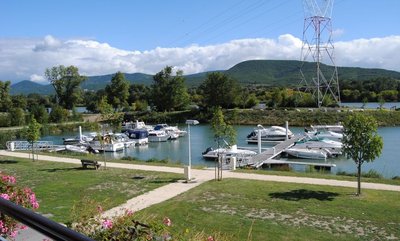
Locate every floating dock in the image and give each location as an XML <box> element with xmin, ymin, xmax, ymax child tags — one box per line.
<box><xmin>247</xmin><ymin>135</ymin><xmax>336</xmax><ymax>169</ymax></box>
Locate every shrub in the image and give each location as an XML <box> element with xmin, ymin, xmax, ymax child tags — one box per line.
<box><xmin>0</xmin><ymin>173</ymin><xmax>39</xmax><ymax>240</ymax></box>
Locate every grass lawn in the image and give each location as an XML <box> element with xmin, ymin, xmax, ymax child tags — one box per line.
<box><xmin>137</xmin><ymin>178</ymin><xmax>400</xmax><ymax>241</ymax></box>
<box><xmin>0</xmin><ymin>156</ymin><xmax>184</xmax><ymax>224</ymax></box>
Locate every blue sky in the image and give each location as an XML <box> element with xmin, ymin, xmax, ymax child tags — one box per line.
<box><xmin>0</xmin><ymin>0</ymin><xmax>400</xmax><ymax>82</ymax></box>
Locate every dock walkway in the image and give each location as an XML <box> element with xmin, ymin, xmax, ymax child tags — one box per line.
<box><xmin>249</xmin><ymin>135</ymin><xmax>304</xmax><ymax>168</ymax></box>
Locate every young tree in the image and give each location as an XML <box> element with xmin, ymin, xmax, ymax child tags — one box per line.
<box><xmin>342</xmin><ymin>114</ymin><xmax>383</xmax><ymax>195</ymax></box>
<box><xmin>210</xmin><ymin>106</ymin><xmax>236</xmax><ymax>181</ymax></box>
<box><xmin>105</xmin><ymin>72</ymin><xmax>130</xmax><ymax>111</ymax></box>
<box><xmin>45</xmin><ymin>65</ymin><xmax>86</xmax><ymax>110</ymax></box>
<box><xmin>25</xmin><ymin>116</ymin><xmax>41</xmax><ymax>161</ymax></box>
<box><xmin>151</xmin><ymin>66</ymin><xmax>189</xmax><ymax>111</ymax></box>
<box><xmin>199</xmin><ymin>72</ymin><xmax>240</xmax><ymax>109</ymax></box>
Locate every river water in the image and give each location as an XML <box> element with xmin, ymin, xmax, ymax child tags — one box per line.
<box><xmin>41</xmin><ymin>124</ymin><xmax>400</xmax><ymax>179</ymax></box>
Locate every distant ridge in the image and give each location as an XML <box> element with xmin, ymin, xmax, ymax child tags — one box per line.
<box><xmin>9</xmin><ymin>60</ymin><xmax>400</xmax><ymax>95</ymax></box>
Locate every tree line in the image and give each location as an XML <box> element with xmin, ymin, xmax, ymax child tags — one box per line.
<box><xmin>1</xmin><ymin>65</ymin><xmax>399</xmax><ymax>127</ymax></box>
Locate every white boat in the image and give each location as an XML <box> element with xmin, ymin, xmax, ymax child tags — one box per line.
<box><xmin>63</xmin><ymin>134</ymin><xmax>93</xmax><ymax>145</ymax></box>
<box><xmin>65</xmin><ymin>145</ymin><xmax>89</xmax><ymax>154</ymax></box>
<box><xmin>285</xmin><ymin>148</ymin><xmax>327</xmax><ymax>160</ymax></box>
<box><xmin>113</xmin><ymin>133</ymin><xmax>136</xmax><ymax>148</ymax></box>
<box><xmin>247</xmin><ymin>125</ymin><xmax>293</xmax><ymax>143</ymax></box>
<box><xmin>89</xmin><ymin>134</ymin><xmax>125</xmax><ymax>152</ymax></box>
<box><xmin>310</xmin><ymin>124</ymin><xmax>343</xmax><ymax>133</ymax></box>
<box><xmin>154</xmin><ymin>124</ymin><xmax>187</xmax><ymax>138</ymax></box>
<box><xmin>293</xmin><ymin>137</ymin><xmax>342</xmax><ymax>156</ymax></box>
<box><xmin>202</xmin><ymin>145</ymin><xmax>257</xmax><ymax>160</ymax></box>
<box><xmin>125</xmin><ymin>129</ymin><xmax>149</xmax><ymax>145</ymax></box>
<box><xmin>122</xmin><ymin>120</ymin><xmax>153</xmax><ymax>132</ymax></box>
<box><xmin>148</xmin><ymin>130</ymin><xmax>170</xmax><ymax>142</ymax></box>
<box><xmin>305</xmin><ymin>130</ymin><xmax>343</xmax><ymax>141</ymax></box>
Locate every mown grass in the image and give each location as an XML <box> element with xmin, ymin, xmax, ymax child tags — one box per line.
<box><xmin>0</xmin><ymin>156</ymin><xmax>184</xmax><ymax>224</ymax></box>
<box><xmin>235</xmin><ymin>168</ymin><xmax>400</xmax><ymax>186</ymax></box>
<box><xmin>136</xmin><ymin>178</ymin><xmax>400</xmax><ymax>241</ymax></box>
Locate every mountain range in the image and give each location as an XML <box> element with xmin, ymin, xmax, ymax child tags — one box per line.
<box><xmin>9</xmin><ymin>60</ymin><xmax>400</xmax><ymax>95</ymax></box>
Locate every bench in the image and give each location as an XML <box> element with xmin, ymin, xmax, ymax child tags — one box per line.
<box><xmin>81</xmin><ymin>159</ymin><xmax>101</xmax><ymax>170</ymax></box>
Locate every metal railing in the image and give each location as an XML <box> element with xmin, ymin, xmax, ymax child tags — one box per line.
<box><xmin>0</xmin><ymin>198</ymin><xmax>94</xmax><ymax>241</ymax></box>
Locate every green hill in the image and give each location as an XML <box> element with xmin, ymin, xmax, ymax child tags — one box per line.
<box><xmin>9</xmin><ymin>60</ymin><xmax>400</xmax><ymax>95</ymax></box>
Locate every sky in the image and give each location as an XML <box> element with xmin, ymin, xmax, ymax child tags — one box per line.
<box><xmin>0</xmin><ymin>0</ymin><xmax>400</xmax><ymax>83</ymax></box>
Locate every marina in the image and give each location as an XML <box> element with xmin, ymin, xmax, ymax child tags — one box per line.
<box><xmin>7</xmin><ymin>124</ymin><xmax>400</xmax><ymax>178</ymax></box>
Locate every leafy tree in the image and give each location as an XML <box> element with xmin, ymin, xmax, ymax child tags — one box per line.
<box><xmin>49</xmin><ymin>105</ymin><xmax>69</xmax><ymax>123</ymax></box>
<box><xmin>9</xmin><ymin>108</ymin><xmax>25</xmax><ymax>126</ymax></box>
<box><xmin>342</xmin><ymin>114</ymin><xmax>383</xmax><ymax>195</ymax></box>
<box><xmin>151</xmin><ymin>66</ymin><xmax>189</xmax><ymax>111</ymax></box>
<box><xmin>45</xmin><ymin>65</ymin><xmax>86</xmax><ymax>110</ymax></box>
<box><xmin>0</xmin><ymin>81</ymin><xmax>12</xmax><ymax>112</ymax></box>
<box><xmin>11</xmin><ymin>95</ymin><xmax>27</xmax><ymax>110</ymax></box>
<box><xmin>30</xmin><ymin>105</ymin><xmax>49</xmax><ymax>124</ymax></box>
<box><xmin>25</xmin><ymin>116</ymin><xmax>41</xmax><ymax>161</ymax></box>
<box><xmin>199</xmin><ymin>72</ymin><xmax>240</xmax><ymax>109</ymax></box>
<box><xmin>210</xmin><ymin>106</ymin><xmax>236</xmax><ymax>146</ymax></box>
<box><xmin>105</xmin><ymin>72</ymin><xmax>130</xmax><ymax>110</ymax></box>
<box><xmin>98</xmin><ymin>96</ymin><xmax>124</xmax><ymax>133</ymax></box>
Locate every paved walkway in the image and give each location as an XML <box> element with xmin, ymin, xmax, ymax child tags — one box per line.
<box><xmin>1</xmin><ymin>150</ymin><xmax>400</xmax><ymax>219</ymax></box>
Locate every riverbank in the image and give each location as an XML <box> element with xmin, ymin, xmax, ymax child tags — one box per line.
<box><xmin>125</xmin><ymin>107</ymin><xmax>400</xmax><ymax>126</ymax></box>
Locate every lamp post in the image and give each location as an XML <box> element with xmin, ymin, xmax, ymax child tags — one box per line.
<box><xmin>185</xmin><ymin>119</ymin><xmax>199</xmax><ymax>182</ymax></box>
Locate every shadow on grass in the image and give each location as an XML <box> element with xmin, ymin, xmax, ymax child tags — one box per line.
<box><xmin>0</xmin><ymin>160</ymin><xmax>18</xmax><ymax>164</ymax></box>
<box><xmin>149</xmin><ymin>178</ymin><xmax>182</xmax><ymax>184</ymax></box>
<box><xmin>269</xmin><ymin>189</ymin><xmax>339</xmax><ymax>201</ymax></box>
<box><xmin>38</xmin><ymin>167</ymin><xmax>88</xmax><ymax>172</ymax></box>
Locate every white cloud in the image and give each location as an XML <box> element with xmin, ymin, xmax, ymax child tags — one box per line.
<box><xmin>29</xmin><ymin>74</ymin><xmax>45</xmax><ymax>83</ymax></box>
<box><xmin>0</xmin><ymin>34</ymin><xmax>400</xmax><ymax>83</ymax></box>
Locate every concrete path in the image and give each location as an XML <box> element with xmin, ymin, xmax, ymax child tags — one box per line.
<box><xmin>1</xmin><ymin>150</ymin><xmax>400</xmax><ymax>220</ymax></box>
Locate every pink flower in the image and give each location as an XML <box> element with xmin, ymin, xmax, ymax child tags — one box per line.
<box><xmin>102</xmin><ymin>219</ymin><xmax>113</xmax><ymax>229</ymax></box>
<box><xmin>2</xmin><ymin>175</ymin><xmax>16</xmax><ymax>184</ymax></box>
<box><xmin>163</xmin><ymin>217</ymin><xmax>172</xmax><ymax>227</ymax></box>
<box><xmin>0</xmin><ymin>193</ymin><xmax>10</xmax><ymax>200</ymax></box>
<box><xmin>207</xmin><ymin>236</ymin><xmax>214</xmax><ymax>241</ymax></box>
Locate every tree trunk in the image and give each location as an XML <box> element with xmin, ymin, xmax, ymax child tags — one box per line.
<box><xmin>357</xmin><ymin>162</ymin><xmax>362</xmax><ymax>195</ymax></box>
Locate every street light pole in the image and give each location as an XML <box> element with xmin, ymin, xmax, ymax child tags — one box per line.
<box><xmin>185</xmin><ymin>120</ymin><xmax>199</xmax><ymax>182</ymax></box>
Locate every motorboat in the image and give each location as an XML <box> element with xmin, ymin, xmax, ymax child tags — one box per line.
<box><xmin>63</xmin><ymin>134</ymin><xmax>94</xmax><ymax>145</ymax></box>
<box><xmin>284</xmin><ymin>148</ymin><xmax>327</xmax><ymax>160</ymax></box>
<box><xmin>125</xmin><ymin>129</ymin><xmax>149</xmax><ymax>145</ymax></box>
<box><xmin>293</xmin><ymin>137</ymin><xmax>342</xmax><ymax>156</ymax></box>
<box><xmin>148</xmin><ymin>130</ymin><xmax>170</xmax><ymax>142</ymax></box>
<box><xmin>122</xmin><ymin>120</ymin><xmax>153</xmax><ymax>132</ymax></box>
<box><xmin>65</xmin><ymin>145</ymin><xmax>89</xmax><ymax>154</ymax></box>
<box><xmin>113</xmin><ymin>133</ymin><xmax>136</xmax><ymax>148</ymax></box>
<box><xmin>247</xmin><ymin>125</ymin><xmax>293</xmax><ymax>143</ymax></box>
<box><xmin>88</xmin><ymin>134</ymin><xmax>125</xmax><ymax>152</ymax></box>
<box><xmin>309</xmin><ymin>124</ymin><xmax>343</xmax><ymax>133</ymax></box>
<box><xmin>202</xmin><ymin>145</ymin><xmax>257</xmax><ymax>160</ymax></box>
<box><xmin>154</xmin><ymin>124</ymin><xmax>187</xmax><ymax>138</ymax></box>
<box><xmin>305</xmin><ymin>130</ymin><xmax>343</xmax><ymax>141</ymax></box>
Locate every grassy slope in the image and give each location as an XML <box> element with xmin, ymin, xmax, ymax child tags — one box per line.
<box><xmin>0</xmin><ymin>156</ymin><xmax>183</xmax><ymax>223</ymax></box>
<box><xmin>138</xmin><ymin>178</ymin><xmax>400</xmax><ymax>241</ymax></box>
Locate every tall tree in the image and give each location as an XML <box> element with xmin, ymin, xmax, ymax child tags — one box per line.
<box><xmin>342</xmin><ymin>114</ymin><xmax>383</xmax><ymax>195</ymax></box>
<box><xmin>0</xmin><ymin>81</ymin><xmax>12</xmax><ymax>112</ymax></box>
<box><xmin>105</xmin><ymin>72</ymin><xmax>129</xmax><ymax>110</ymax></box>
<box><xmin>199</xmin><ymin>72</ymin><xmax>240</xmax><ymax>109</ymax></box>
<box><xmin>151</xmin><ymin>66</ymin><xmax>189</xmax><ymax>112</ymax></box>
<box><xmin>45</xmin><ymin>65</ymin><xmax>86</xmax><ymax>110</ymax></box>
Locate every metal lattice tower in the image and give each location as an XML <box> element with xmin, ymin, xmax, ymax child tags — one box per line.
<box><xmin>298</xmin><ymin>0</ymin><xmax>340</xmax><ymax>107</ymax></box>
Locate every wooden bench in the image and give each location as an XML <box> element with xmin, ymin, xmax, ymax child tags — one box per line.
<box><xmin>81</xmin><ymin>159</ymin><xmax>101</xmax><ymax>170</ymax></box>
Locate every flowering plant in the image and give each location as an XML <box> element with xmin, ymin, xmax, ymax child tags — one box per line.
<box><xmin>0</xmin><ymin>173</ymin><xmax>39</xmax><ymax>239</ymax></box>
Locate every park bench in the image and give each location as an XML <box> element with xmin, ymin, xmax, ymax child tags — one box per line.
<box><xmin>81</xmin><ymin>159</ymin><xmax>101</xmax><ymax>170</ymax></box>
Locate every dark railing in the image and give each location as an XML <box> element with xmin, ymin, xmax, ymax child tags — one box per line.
<box><xmin>0</xmin><ymin>198</ymin><xmax>94</xmax><ymax>241</ymax></box>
